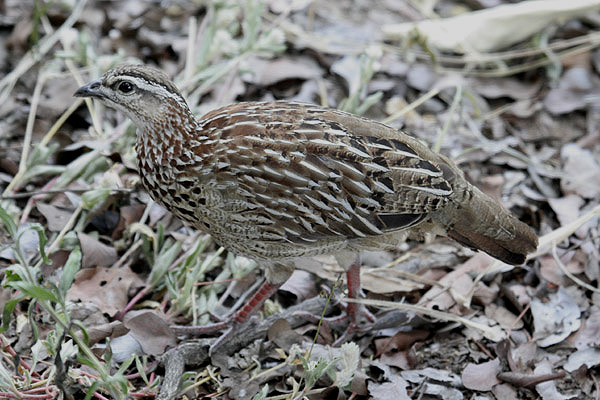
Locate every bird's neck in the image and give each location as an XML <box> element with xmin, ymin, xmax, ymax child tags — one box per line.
<box><xmin>135</xmin><ymin>99</ymin><xmax>202</xmax><ymax>172</ymax></box>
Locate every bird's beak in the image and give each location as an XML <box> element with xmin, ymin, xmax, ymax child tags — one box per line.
<box><xmin>74</xmin><ymin>79</ymin><xmax>103</xmax><ymax>98</ymax></box>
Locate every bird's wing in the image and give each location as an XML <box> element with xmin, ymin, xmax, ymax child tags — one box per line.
<box><xmin>196</xmin><ymin>101</ymin><xmax>454</xmax><ymax>243</ymax></box>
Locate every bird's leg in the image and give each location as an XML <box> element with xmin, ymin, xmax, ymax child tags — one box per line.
<box><xmin>171</xmin><ymin>263</ymin><xmax>292</xmax><ymax>353</ymax></box>
<box><xmin>295</xmin><ymin>252</ymin><xmax>376</xmax><ymax>344</ymax></box>
<box><xmin>344</xmin><ymin>260</ymin><xmax>376</xmax><ymax>328</ymax></box>
<box><xmin>232</xmin><ymin>280</ymin><xmax>281</xmax><ymax>324</ymax></box>
<box><xmin>328</xmin><ymin>255</ymin><xmax>376</xmax><ymax>345</ymax></box>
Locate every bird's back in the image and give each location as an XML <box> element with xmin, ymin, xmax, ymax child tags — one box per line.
<box><xmin>154</xmin><ymin>101</ymin><xmax>536</xmax><ymax>264</ymax></box>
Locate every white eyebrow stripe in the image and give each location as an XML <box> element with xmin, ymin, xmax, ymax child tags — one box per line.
<box><xmin>117</xmin><ymin>76</ymin><xmax>188</xmax><ymax>107</ymax></box>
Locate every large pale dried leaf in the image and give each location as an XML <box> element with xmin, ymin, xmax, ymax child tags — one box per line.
<box><xmin>109</xmin><ymin>333</ymin><xmax>143</xmax><ymax>363</ymax></box>
<box><xmin>548</xmin><ymin>195</ymin><xmax>585</xmax><ymax>236</ymax></box>
<box><xmin>463</xmin><ymin>314</ymin><xmax>505</xmax><ymax>343</ymax></box>
<box><xmin>473</xmin><ymin>77</ymin><xmax>542</xmax><ymax>100</ymax></box>
<box><xmin>422</xmin><ymin>253</ymin><xmax>496</xmax><ymax>310</ymax></box>
<box><xmin>67</xmin><ymin>266</ymin><xmax>144</xmax><ymax>315</ymax></box>
<box><xmin>331</xmin><ymin>55</ymin><xmax>363</xmax><ymax>94</ymax></box>
<box><xmin>485</xmin><ymin>304</ymin><xmax>523</xmax><ymax>330</ymax></box>
<box><xmin>544</xmin><ymin>67</ymin><xmax>598</xmax><ymax>115</ymax></box>
<box><xmin>561</xmin><ymin>143</ymin><xmax>600</xmax><ymax>199</ymax></box>
<box><xmin>531</xmin><ymin>287</ymin><xmax>581</xmax><ymax>347</ymax></box>
<box><xmin>279</xmin><ymin>270</ymin><xmax>317</xmax><ymax>301</ymax></box>
<box><xmin>382</xmin><ymin>0</ymin><xmax>600</xmax><ymax>53</ymax></box>
<box><xmin>534</xmin><ymin>360</ymin><xmax>571</xmax><ymax>399</ymax></box>
<box><xmin>367</xmin><ymin>375</ymin><xmax>410</xmax><ymax>400</ymax></box>
<box><xmin>406</xmin><ymin>64</ymin><xmax>437</xmax><ymax>91</ymax></box>
<box><xmin>513</xmin><ymin>341</ymin><xmax>538</xmax><ymax>366</ymax></box>
<box><xmin>461</xmin><ymin>358</ymin><xmax>501</xmax><ymax>391</ymax></box>
<box><xmin>0</xmin><ymin>223</ymin><xmax>40</xmax><ymax>263</ymax></box>
<box><xmin>563</xmin><ymin>348</ymin><xmax>600</xmax><ymax>372</ymax></box>
<box><xmin>492</xmin><ymin>384</ymin><xmax>519</xmax><ymax>400</ymax></box>
<box><xmin>402</xmin><ymin>367</ymin><xmax>462</xmax><ymax>385</ymax></box>
<box><xmin>268</xmin><ymin>0</ymin><xmax>313</xmax><ymax>13</ymax></box>
<box><xmin>538</xmin><ymin>254</ymin><xmax>568</xmax><ymax>287</ymax></box>
<box><xmin>566</xmin><ymin>306</ymin><xmax>600</xmax><ymax>350</ymax></box>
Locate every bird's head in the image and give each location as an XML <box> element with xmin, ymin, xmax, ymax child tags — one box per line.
<box><xmin>74</xmin><ymin>64</ymin><xmax>191</xmax><ymax>128</ymax></box>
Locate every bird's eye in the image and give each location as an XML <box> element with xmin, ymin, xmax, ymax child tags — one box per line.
<box><xmin>118</xmin><ymin>82</ymin><xmax>134</xmax><ymax>93</ymax></box>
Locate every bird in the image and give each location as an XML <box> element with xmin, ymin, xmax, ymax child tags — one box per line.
<box><xmin>74</xmin><ymin>64</ymin><xmax>538</xmax><ymax>351</ymax></box>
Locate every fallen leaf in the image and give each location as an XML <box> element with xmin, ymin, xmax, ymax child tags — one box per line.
<box><xmin>279</xmin><ymin>270</ymin><xmax>317</xmax><ymax>302</ymax></box>
<box><xmin>368</xmin><ymin>375</ymin><xmax>410</xmax><ymax>399</ymax></box>
<box><xmin>561</xmin><ymin>143</ymin><xmax>600</xmax><ymax>199</ymax></box>
<box><xmin>123</xmin><ymin>310</ymin><xmax>176</xmax><ymax>355</ymax></box>
<box><xmin>77</xmin><ymin>232</ymin><xmax>118</xmax><ymax>268</ymax></box>
<box><xmin>109</xmin><ymin>333</ymin><xmax>143</xmax><ymax>363</ymax></box>
<box><xmin>36</xmin><ymin>203</ymin><xmax>73</xmax><ymax>232</ymax></box>
<box><xmin>242</xmin><ymin>56</ymin><xmax>322</xmax><ymax>86</ymax></box>
<box><xmin>67</xmin><ymin>266</ymin><xmax>144</xmax><ymax>315</ymax></box>
<box><xmin>534</xmin><ymin>360</ymin><xmax>571</xmax><ymax>399</ymax></box>
<box><xmin>563</xmin><ymin>348</ymin><xmax>600</xmax><ymax>372</ymax></box>
<box><xmin>383</xmin><ymin>0</ymin><xmax>600</xmax><ymax>53</ymax></box>
<box><xmin>485</xmin><ymin>304</ymin><xmax>523</xmax><ymax>330</ymax></box>
<box><xmin>267</xmin><ymin>318</ymin><xmax>304</xmax><ymax>349</ymax></box>
<box><xmin>566</xmin><ymin>306</ymin><xmax>600</xmax><ymax>350</ymax></box>
<box><xmin>531</xmin><ymin>287</ymin><xmax>581</xmax><ymax>347</ymax></box>
<box><xmin>462</xmin><ymin>358</ymin><xmax>501</xmax><ymax>391</ymax></box>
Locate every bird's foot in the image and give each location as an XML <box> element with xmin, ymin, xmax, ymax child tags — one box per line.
<box><xmin>294</xmin><ymin>300</ymin><xmax>376</xmax><ymax>345</ymax></box>
<box><xmin>171</xmin><ymin>320</ymin><xmax>240</xmax><ymax>354</ymax></box>
<box><xmin>170</xmin><ymin>280</ymin><xmax>282</xmax><ymax>354</ymax></box>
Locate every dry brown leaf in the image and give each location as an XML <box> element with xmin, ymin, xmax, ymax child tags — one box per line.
<box><xmin>266</xmin><ymin>318</ymin><xmax>304</xmax><ymax>349</ymax></box>
<box><xmin>539</xmin><ymin>254</ymin><xmax>568</xmax><ymax>286</ymax></box>
<box><xmin>77</xmin><ymin>232</ymin><xmax>118</xmax><ymax>268</ymax></box>
<box><xmin>67</xmin><ymin>266</ymin><xmax>144</xmax><ymax>315</ymax></box>
<box><xmin>123</xmin><ymin>310</ymin><xmax>176</xmax><ymax>355</ymax></box>
<box><xmin>36</xmin><ymin>203</ymin><xmax>73</xmax><ymax>232</ymax></box>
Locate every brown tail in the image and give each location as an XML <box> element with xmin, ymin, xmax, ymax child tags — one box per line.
<box><xmin>446</xmin><ymin>188</ymin><xmax>538</xmax><ymax>265</ymax></box>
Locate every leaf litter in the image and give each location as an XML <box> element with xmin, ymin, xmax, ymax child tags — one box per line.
<box><xmin>0</xmin><ymin>0</ymin><xmax>599</xmax><ymax>399</ymax></box>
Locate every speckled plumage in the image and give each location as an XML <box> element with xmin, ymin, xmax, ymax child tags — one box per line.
<box><xmin>75</xmin><ymin>64</ymin><xmax>538</xmax><ymax>344</ymax></box>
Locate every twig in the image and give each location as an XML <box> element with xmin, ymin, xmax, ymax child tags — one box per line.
<box><xmin>533</xmin><ymin>204</ymin><xmax>600</xmax><ymax>258</ymax></box>
<box><xmin>3</xmin><ymin>71</ymin><xmax>45</xmax><ymax>196</ymax></box>
<box><xmin>0</xmin><ymin>188</ymin><xmax>131</xmax><ymax>200</ymax></box>
<box><xmin>382</xmin><ymin>87</ymin><xmax>441</xmax><ymax>125</ymax></box>
<box><xmin>434</xmin><ymin>85</ymin><xmax>462</xmax><ymax>153</ymax></box>
<box><xmin>344</xmin><ymin>297</ymin><xmax>504</xmax><ymax>341</ymax></box>
<box><xmin>552</xmin><ymin>243</ymin><xmax>600</xmax><ymax>293</ymax></box>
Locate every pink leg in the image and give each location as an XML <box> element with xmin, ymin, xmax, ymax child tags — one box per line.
<box><xmin>294</xmin><ymin>256</ymin><xmax>375</xmax><ymax>345</ymax></box>
<box><xmin>345</xmin><ymin>262</ymin><xmax>361</xmax><ymax>327</ymax></box>
<box><xmin>233</xmin><ymin>281</ymin><xmax>281</xmax><ymax>323</ymax></box>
